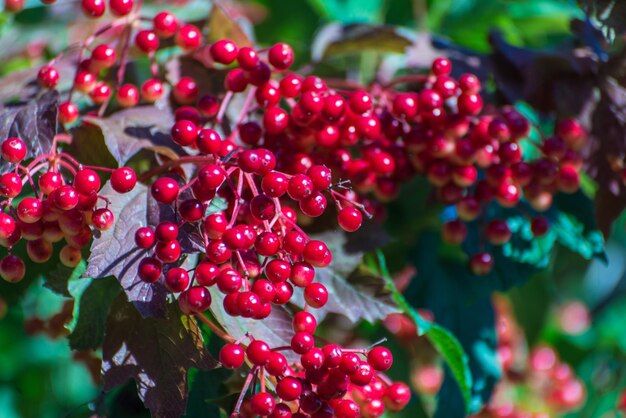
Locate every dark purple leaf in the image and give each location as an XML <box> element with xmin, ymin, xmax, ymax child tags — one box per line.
<box><xmin>0</xmin><ymin>90</ymin><xmax>59</xmax><ymax>174</ymax></box>
<box><xmin>84</xmin><ymin>106</ymin><xmax>180</xmax><ymax>166</ymax></box>
<box><xmin>292</xmin><ymin>231</ymin><xmax>399</xmax><ymax>323</ymax></box>
<box><xmin>85</xmin><ymin>182</ymin><xmax>168</xmax><ymax>317</ymax></box>
<box><xmin>146</xmin><ymin>175</ymin><xmax>205</xmax><ymax>254</ymax></box>
<box><xmin>102</xmin><ymin>297</ymin><xmax>217</xmax><ymax>418</ymax></box>
<box><xmin>209</xmin><ymin>287</ymin><xmax>296</xmax><ymax>361</ymax></box>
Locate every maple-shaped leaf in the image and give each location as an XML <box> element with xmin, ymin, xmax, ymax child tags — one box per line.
<box><xmin>102</xmin><ymin>297</ymin><xmax>217</xmax><ymax>418</ymax></box>
<box><xmin>84</xmin><ymin>106</ymin><xmax>181</xmax><ymax>166</ymax></box>
<box><xmin>85</xmin><ymin>182</ymin><xmax>168</xmax><ymax>317</ymax></box>
<box><xmin>291</xmin><ymin>230</ymin><xmax>399</xmax><ymax>323</ymax></box>
<box><xmin>0</xmin><ymin>90</ymin><xmax>59</xmax><ymax>174</ymax></box>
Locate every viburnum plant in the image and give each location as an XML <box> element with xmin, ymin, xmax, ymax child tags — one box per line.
<box><xmin>0</xmin><ymin>0</ymin><xmax>618</xmax><ymax>417</ymax></box>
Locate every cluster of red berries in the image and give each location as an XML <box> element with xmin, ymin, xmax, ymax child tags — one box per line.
<box><xmin>0</xmin><ymin>136</ymin><xmax>136</xmax><ymax>283</ymax></box>
<box><xmin>35</xmin><ymin>0</ymin><xmax>203</xmax><ymax>123</ymax></box>
<box><xmin>478</xmin><ymin>298</ymin><xmax>586</xmax><ymax>417</ymax></box>
<box><xmin>218</xmin><ymin>328</ymin><xmax>409</xmax><ymax>417</ymax></box>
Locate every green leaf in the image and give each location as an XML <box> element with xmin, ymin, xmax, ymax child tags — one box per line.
<box><xmin>375</xmin><ymin>250</ymin><xmax>474</xmax><ymax>413</ymax></box>
<box><xmin>66</xmin><ymin>276</ymin><xmax>120</xmax><ymax>350</ymax></box>
<box><xmin>306</xmin><ymin>0</ymin><xmax>386</xmax><ymax>24</ymax></box>
<box><xmin>311</xmin><ymin>23</ymin><xmax>415</xmax><ymax>62</ymax></box>
<box><xmin>43</xmin><ymin>260</ymin><xmax>87</xmax><ymax>297</ymax></box>
<box><xmin>205</xmin><ymin>196</ymin><xmax>229</xmax><ymax>216</ymax></box>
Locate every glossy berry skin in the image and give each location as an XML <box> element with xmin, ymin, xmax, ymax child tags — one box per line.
<box><xmin>268</xmin><ymin>42</ymin><xmax>294</xmax><ymax>70</ymax></box>
<box><xmin>1</xmin><ymin>137</ymin><xmax>27</xmax><ymax>163</ymax></box>
<box><xmin>111</xmin><ymin>167</ymin><xmax>137</xmax><ymax>193</ymax></box>
<box><xmin>304</xmin><ymin>283</ymin><xmax>329</xmax><ymax>308</ymax></box>
<box><xmin>165</xmin><ymin>267</ymin><xmax>190</xmax><ymax>293</ymax></box>
<box><xmin>52</xmin><ymin>185</ymin><xmax>79</xmax><ymax>210</ymax></box>
<box><xmin>135</xmin><ymin>30</ymin><xmax>159</xmax><ymax>53</ymax></box>
<box><xmin>334</xmin><ymin>400</ymin><xmax>360</xmax><ymax>418</ymax></box>
<box><xmin>81</xmin><ymin>0</ymin><xmax>105</xmax><ymax>17</ymax></box>
<box><xmin>17</xmin><ymin>197</ymin><xmax>43</xmax><ymax>223</ymax></box>
<box><xmin>172</xmin><ymin>77</ymin><xmax>198</xmax><ymax>105</ymax></box>
<box><xmin>210</xmin><ymin>39</ymin><xmax>238</xmax><ymax>65</ymax></box>
<box><xmin>0</xmin><ymin>213</ymin><xmax>16</xmax><ymax>240</ymax></box>
<box><xmin>185</xmin><ymin>286</ymin><xmax>212</xmax><ymax>312</ymax></box>
<box><xmin>367</xmin><ymin>346</ymin><xmax>393</xmax><ymax>371</ymax></box>
<box><xmin>141</xmin><ymin>79</ymin><xmax>164</xmax><ymax>102</ymax></box>
<box><xmin>92</xmin><ymin>208</ymin><xmax>114</xmax><ymax>230</ymax></box>
<box><xmin>135</xmin><ymin>227</ymin><xmax>155</xmax><ymax>248</ymax></box>
<box><xmin>293</xmin><ymin>311</ymin><xmax>317</xmax><ymax>333</ymax></box>
<box><xmin>384</xmin><ymin>383</ymin><xmax>411</xmax><ymax>411</ymax></box>
<box><xmin>74</xmin><ymin>169</ymin><xmax>101</xmax><ymax>195</ymax></box>
<box><xmin>138</xmin><ymin>257</ymin><xmax>162</xmax><ymax>283</ymax></box>
<box><xmin>337</xmin><ymin>206</ymin><xmax>363</xmax><ymax>232</ymax></box>
<box><xmin>246</xmin><ymin>340</ymin><xmax>271</xmax><ymax>366</ymax></box>
<box><xmin>277</xmin><ymin>376</ymin><xmax>302</xmax><ymax>401</ymax></box>
<box><xmin>109</xmin><ymin>0</ymin><xmax>133</xmax><ymax>16</ymax></box>
<box><xmin>175</xmin><ymin>24</ymin><xmax>201</xmax><ymax>50</ymax></box>
<box><xmin>250</xmin><ymin>392</ymin><xmax>275</xmax><ymax>416</ymax></box>
<box><xmin>153</xmin><ymin>11</ymin><xmax>178</xmax><ymax>38</ymax></box>
<box><xmin>37</xmin><ymin>66</ymin><xmax>59</xmax><ymax>89</ymax></box>
<box><xmin>58</xmin><ymin>102</ymin><xmax>79</xmax><ymax>124</ymax></box>
<box><xmin>116</xmin><ymin>84</ymin><xmax>139</xmax><ymax>108</ymax></box>
<box><xmin>151</xmin><ymin>177</ymin><xmax>179</xmax><ymax>204</ymax></box>
<box><xmin>219</xmin><ymin>343</ymin><xmax>245</xmax><ymax>369</ymax></box>
<box><xmin>91</xmin><ymin>44</ymin><xmax>116</xmax><ymax>70</ymax></box>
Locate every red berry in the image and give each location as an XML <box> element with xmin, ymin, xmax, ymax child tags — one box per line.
<box><xmin>109</xmin><ymin>0</ymin><xmax>133</xmax><ymax>16</ymax></box>
<box><xmin>92</xmin><ymin>208</ymin><xmax>114</xmax><ymax>230</ymax></box>
<box><xmin>194</xmin><ymin>262</ymin><xmax>219</xmax><ymax>286</ymax></box>
<box><xmin>138</xmin><ymin>257</ymin><xmax>162</xmax><ymax>283</ymax></box>
<box><xmin>303</xmin><ymin>240</ymin><xmax>331</xmax><ymax>267</ymax></box>
<box><xmin>141</xmin><ymin>79</ymin><xmax>164</xmax><ymax>102</ymax></box>
<box><xmin>219</xmin><ymin>343</ymin><xmax>245</xmax><ymax>369</ymax></box>
<box><xmin>110</xmin><ymin>167</ymin><xmax>136</xmax><ymax>193</ymax></box>
<box><xmin>338</xmin><ymin>207</ymin><xmax>363</xmax><ymax>232</ymax></box>
<box><xmin>91</xmin><ymin>44</ymin><xmax>116</xmax><ymax>70</ymax></box>
<box><xmin>116</xmin><ymin>84</ymin><xmax>139</xmax><ymax>108</ymax></box>
<box><xmin>431</xmin><ymin>57</ymin><xmax>452</xmax><ymax>76</ymax></box>
<box><xmin>265</xmin><ymin>259</ymin><xmax>291</xmax><ymax>283</ymax></box>
<box><xmin>287</xmin><ymin>174</ymin><xmax>314</xmax><ymax>200</ymax></box>
<box><xmin>291</xmin><ymin>331</ymin><xmax>314</xmax><ymax>354</ymax></box>
<box><xmin>90</xmin><ymin>82</ymin><xmax>111</xmax><ymax>104</ymax></box>
<box><xmin>171</xmin><ymin>119</ymin><xmax>198</xmax><ymax>146</ymax></box>
<box><xmin>470</xmin><ymin>252</ymin><xmax>494</xmax><ymax>276</ymax></box>
<box><xmin>334</xmin><ymin>399</ymin><xmax>360</xmax><ymax>418</ymax></box>
<box><xmin>186</xmin><ymin>285</ymin><xmax>212</xmax><ymax>312</ymax></box>
<box><xmin>151</xmin><ymin>177</ymin><xmax>179</xmax><ymax>203</ymax></box>
<box><xmin>52</xmin><ymin>185</ymin><xmax>78</xmax><ymax>210</ymax></box>
<box><xmin>198</xmin><ymin>164</ymin><xmax>225</xmax><ymax>190</ymax></box>
<box><xmin>531</xmin><ymin>216</ymin><xmax>550</xmax><ymax>237</ymax></box>
<box><xmin>74</xmin><ymin>169</ymin><xmax>101</xmax><ymax>195</ymax></box>
<box><xmin>384</xmin><ymin>382</ymin><xmax>411</xmax><ymax>411</ymax></box>
<box><xmin>197</xmin><ymin>129</ymin><xmax>222</xmax><ymax>154</ymax></box>
<box><xmin>153</xmin><ymin>11</ymin><xmax>178</xmax><ymax>38</ymax></box>
<box><xmin>304</xmin><ymin>283</ymin><xmax>328</xmax><ymax>308</ymax></box>
<box><xmin>155</xmin><ymin>221</ymin><xmax>178</xmax><ymax>241</ymax></box>
<box><xmin>250</xmin><ymin>392</ymin><xmax>275</xmax><ymax>416</ymax></box>
<box><xmin>299</xmin><ymin>192</ymin><xmax>327</xmax><ymax>217</ymax></box>
<box><xmin>58</xmin><ymin>102</ymin><xmax>79</xmax><ymax>124</ymax></box>
<box><xmin>0</xmin><ymin>213</ymin><xmax>16</xmax><ymax>240</ymax></box>
<box><xmin>17</xmin><ymin>197</ymin><xmax>43</xmax><ymax>223</ymax></box>
<box><xmin>155</xmin><ymin>239</ymin><xmax>181</xmax><ymax>263</ymax></box>
<box><xmin>263</xmin><ymin>107</ymin><xmax>289</xmax><ymax>134</ymax></box>
<box><xmin>486</xmin><ymin>219</ymin><xmax>511</xmax><ymax>245</ymax></box>
<box><xmin>262</xmin><ymin>171</ymin><xmax>289</xmax><ymax>198</ymax></box>
<box><xmin>210</xmin><ymin>39</ymin><xmax>239</xmax><ymax>65</ymax></box>
<box><xmin>37</xmin><ymin>65</ymin><xmax>59</xmax><ymax>89</ymax></box>
<box><xmin>277</xmin><ymin>377</ymin><xmax>302</xmax><ymax>401</ymax></box>
<box><xmin>172</xmin><ymin>77</ymin><xmax>198</xmax><ymax>105</ymax></box>
<box><xmin>165</xmin><ymin>267</ymin><xmax>190</xmax><ymax>293</ymax></box>
<box><xmin>81</xmin><ymin>0</ymin><xmax>105</xmax><ymax>17</ymax></box>
<box><xmin>175</xmin><ymin>24</ymin><xmax>202</xmax><ymax>50</ymax></box>
<box><xmin>268</xmin><ymin>42</ymin><xmax>294</xmax><ymax>70</ymax></box>
<box><xmin>367</xmin><ymin>346</ymin><xmax>393</xmax><ymax>371</ymax></box>
<box><xmin>0</xmin><ymin>255</ymin><xmax>25</xmax><ymax>283</ymax></box>
<box><xmin>135</xmin><ymin>227</ymin><xmax>155</xmax><ymax>248</ymax></box>
<box><xmin>135</xmin><ymin>30</ymin><xmax>159</xmax><ymax>53</ymax></box>
<box><xmin>293</xmin><ymin>311</ymin><xmax>317</xmax><ymax>333</ymax></box>
<box><xmin>247</xmin><ymin>340</ymin><xmax>271</xmax><ymax>366</ymax></box>
<box><xmin>350</xmin><ymin>91</ymin><xmax>373</xmax><ymax>114</ymax></box>
<box><xmin>1</xmin><ymin>137</ymin><xmax>27</xmax><ymax>163</ymax></box>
